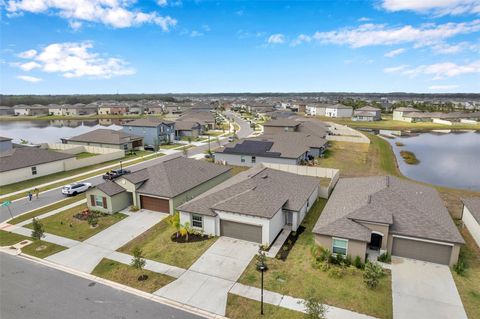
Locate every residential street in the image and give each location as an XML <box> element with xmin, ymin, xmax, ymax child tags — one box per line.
<box><xmin>0</xmin><ymin>253</ymin><xmax>204</xmax><ymax>319</ymax></box>
<box><xmin>0</xmin><ymin>112</ymin><xmax>252</xmax><ymax>223</ymax></box>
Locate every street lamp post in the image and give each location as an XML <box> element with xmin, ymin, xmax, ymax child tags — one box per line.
<box><xmin>256</xmin><ymin>250</ymin><xmax>268</xmax><ymax>315</ymax></box>
<box><xmin>119</xmin><ymin>160</ymin><xmax>123</xmax><ymax>170</ymax></box>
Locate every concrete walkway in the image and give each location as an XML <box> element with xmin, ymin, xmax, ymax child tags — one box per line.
<box><xmin>108</xmin><ymin>251</ymin><xmax>185</xmax><ymax>278</ymax></box>
<box><xmin>266</xmin><ymin>227</ymin><xmax>290</xmax><ymax>258</ymax></box>
<box><xmin>391</xmin><ymin>257</ymin><xmax>467</xmax><ymax>319</ymax></box>
<box><xmin>12</xmin><ymin>199</ymin><xmax>87</xmax><ymax>227</ymax></box>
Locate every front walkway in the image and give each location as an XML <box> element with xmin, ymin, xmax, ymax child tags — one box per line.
<box><xmin>391</xmin><ymin>257</ymin><xmax>467</xmax><ymax>319</ymax></box>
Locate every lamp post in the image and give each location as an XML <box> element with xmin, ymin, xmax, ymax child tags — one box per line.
<box><xmin>256</xmin><ymin>250</ymin><xmax>268</xmax><ymax>315</ymax></box>
<box><xmin>119</xmin><ymin>160</ymin><xmax>123</xmax><ymax>170</ymax></box>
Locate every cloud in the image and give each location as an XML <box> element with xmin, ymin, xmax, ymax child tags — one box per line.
<box><xmin>381</xmin><ymin>0</ymin><xmax>480</xmax><ymax>16</ymax></box>
<box><xmin>17</xmin><ymin>49</ymin><xmax>37</xmax><ymax>59</ymax></box>
<box><xmin>267</xmin><ymin>33</ymin><xmax>285</xmax><ymax>44</ymax></box>
<box><xmin>17</xmin><ymin>75</ymin><xmax>42</xmax><ymax>82</ymax></box>
<box><xmin>157</xmin><ymin>0</ymin><xmax>168</xmax><ymax>7</ymax></box>
<box><xmin>385</xmin><ymin>48</ymin><xmax>406</xmax><ymax>57</ymax></box>
<box><xmin>358</xmin><ymin>17</ymin><xmax>371</xmax><ymax>22</ymax></box>
<box><xmin>5</xmin><ymin>0</ymin><xmax>177</xmax><ymax>30</ymax></box>
<box><xmin>428</xmin><ymin>84</ymin><xmax>460</xmax><ymax>90</ymax></box>
<box><xmin>311</xmin><ymin>20</ymin><xmax>480</xmax><ymax>48</ymax></box>
<box><xmin>290</xmin><ymin>34</ymin><xmax>312</xmax><ymax>46</ymax></box>
<box><xmin>189</xmin><ymin>30</ymin><xmax>203</xmax><ymax>37</ymax></box>
<box><xmin>14</xmin><ymin>41</ymin><xmax>135</xmax><ymax>79</ymax></box>
<box><xmin>384</xmin><ymin>60</ymin><xmax>480</xmax><ymax>79</ymax></box>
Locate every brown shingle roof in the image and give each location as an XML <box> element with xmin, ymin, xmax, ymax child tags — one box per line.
<box><xmin>0</xmin><ymin>148</ymin><xmax>75</xmax><ymax>172</ymax></box>
<box><xmin>65</xmin><ymin>129</ymin><xmax>142</xmax><ymax>145</ymax></box>
<box><xmin>96</xmin><ymin>181</ymin><xmax>126</xmax><ymax>196</ymax></box>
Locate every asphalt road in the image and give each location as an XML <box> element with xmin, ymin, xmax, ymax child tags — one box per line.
<box><xmin>0</xmin><ymin>112</ymin><xmax>253</xmax><ymax>222</ymax></box>
<box><xmin>0</xmin><ymin>253</ymin><xmax>204</xmax><ymax>319</ymax></box>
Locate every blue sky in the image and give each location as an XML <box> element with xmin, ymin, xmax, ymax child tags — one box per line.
<box><xmin>1</xmin><ymin>0</ymin><xmax>480</xmax><ymax>94</ymax></box>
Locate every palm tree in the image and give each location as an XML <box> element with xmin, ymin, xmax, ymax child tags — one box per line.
<box><xmin>169</xmin><ymin>212</ymin><xmax>181</xmax><ymax>238</ymax></box>
<box><xmin>180</xmin><ymin>222</ymin><xmax>191</xmax><ymax>241</ymax></box>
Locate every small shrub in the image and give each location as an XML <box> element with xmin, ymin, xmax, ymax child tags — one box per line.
<box><xmin>347</xmin><ymin>265</ymin><xmax>357</xmax><ymax>275</ymax></box>
<box><xmin>302</xmin><ymin>289</ymin><xmax>327</xmax><ymax>319</ymax></box>
<box><xmin>353</xmin><ymin>256</ymin><xmax>364</xmax><ymax>269</ymax></box>
<box><xmin>344</xmin><ymin>254</ymin><xmax>352</xmax><ymax>267</ymax></box>
<box><xmin>320</xmin><ymin>262</ymin><xmax>330</xmax><ymax>272</ymax></box>
<box><xmin>328</xmin><ymin>267</ymin><xmax>345</xmax><ymax>279</ymax></box>
<box><xmin>87</xmin><ymin>213</ymin><xmax>99</xmax><ymax>227</ymax></box>
<box><xmin>453</xmin><ymin>247</ymin><xmax>468</xmax><ymax>276</ymax></box>
<box><xmin>31</xmin><ymin>218</ymin><xmax>45</xmax><ymax>240</ymax></box>
<box><xmin>130</xmin><ymin>205</ymin><xmax>139</xmax><ymax>212</ymax></box>
<box><xmin>363</xmin><ymin>262</ymin><xmax>385</xmax><ymax>289</ymax></box>
<box><xmin>377</xmin><ymin>252</ymin><xmax>391</xmax><ymax>263</ymax></box>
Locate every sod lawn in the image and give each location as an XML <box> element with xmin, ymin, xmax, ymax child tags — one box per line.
<box><xmin>118</xmin><ymin>216</ymin><xmax>217</xmax><ymax>269</ymax></box>
<box><xmin>237</xmin><ymin>199</ymin><xmax>393</xmax><ymax>319</ymax></box>
<box><xmin>91</xmin><ymin>258</ymin><xmax>175</xmax><ymax>293</ymax></box>
<box><xmin>226</xmin><ymin>294</ymin><xmax>303</xmax><ymax>319</ymax></box>
<box><xmin>0</xmin><ymin>230</ymin><xmax>66</xmax><ymax>258</ymax></box>
<box><xmin>24</xmin><ymin>204</ymin><xmax>127</xmax><ymax>241</ymax></box>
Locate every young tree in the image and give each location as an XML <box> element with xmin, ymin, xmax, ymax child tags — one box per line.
<box><xmin>363</xmin><ymin>261</ymin><xmax>385</xmax><ymax>289</ymax></box>
<box><xmin>131</xmin><ymin>247</ymin><xmax>147</xmax><ymax>281</ymax></box>
<box><xmin>182</xmin><ymin>146</ymin><xmax>189</xmax><ymax>157</ymax></box>
<box><xmin>187</xmin><ymin>136</ymin><xmax>192</xmax><ymax>145</ymax></box>
<box><xmin>31</xmin><ymin>218</ymin><xmax>45</xmax><ymax>240</ymax></box>
<box><xmin>169</xmin><ymin>212</ymin><xmax>181</xmax><ymax>238</ymax></box>
<box><xmin>180</xmin><ymin>222</ymin><xmax>191</xmax><ymax>241</ymax></box>
<box><xmin>302</xmin><ymin>289</ymin><xmax>327</xmax><ymax>319</ymax></box>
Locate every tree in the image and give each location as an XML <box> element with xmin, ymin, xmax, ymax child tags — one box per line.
<box><xmin>182</xmin><ymin>146</ymin><xmax>189</xmax><ymax>157</ymax></box>
<box><xmin>31</xmin><ymin>218</ymin><xmax>45</xmax><ymax>240</ymax></box>
<box><xmin>131</xmin><ymin>247</ymin><xmax>147</xmax><ymax>281</ymax></box>
<box><xmin>180</xmin><ymin>222</ymin><xmax>191</xmax><ymax>241</ymax></box>
<box><xmin>363</xmin><ymin>261</ymin><xmax>385</xmax><ymax>289</ymax></box>
<box><xmin>169</xmin><ymin>212</ymin><xmax>181</xmax><ymax>238</ymax></box>
<box><xmin>187</xmin><ymin>136</ymin><xmax>192</xmax><ymax>145</ymax></box>
<box><xmin>302</xmin><ymin>289</ymin><xmax>327</xmax><ymax>319</ymax></box>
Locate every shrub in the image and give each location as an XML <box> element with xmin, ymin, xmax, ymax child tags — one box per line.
<box><xmin>363</xmin><ymin>262</ymin><xmax>385</xmax><ymax>289</ymax></box>
<box><xmin>453</xmin><ymin>247</ymin><xmax>468</xmax><ymax>276</ymax></box>
<box><xmin>344</xmin><ymin>254</ymin><xmax>352</xmax><ymax>267</ymax></box>
<box><xmin>302</xmin><ymin>289</ymin><xmax>327</xmax><ymax>319</ymax></box>
<box><xmin>31</xmin><ymin>218</ymin><xmax>45</xmax><ymax>240</ymax></box>
<box><xmin>87</xmin><ymin>213</ymin><xmax>98</xmax><ymax>227</ymax></box>
<box><xmin>353</xmin><ymin>256</ymin><xmax>364</xmax><ymax>269</ymax></box>
<box><xmin>130</xmin><ymin>205</ymin><xmax>139</xmax><ymax>212</ymax></box>
<box><xmin>328</xmin><ymin>267</ymin><xmax>345</xmax><ymax>279</ymax></box>
<box><xmin>377</xmin><ymin>252</ymin><xmax>391</xmax><ymax>263</ymax></box>
<box><xmin>320</xmin><ymin>262</ymin><xmax>330</xmax><ymax>272</ymax></box>
<box><xmin>347</xmin><ymin>265</ymin><xmax>357</xmax><ymax>275</ymax></box>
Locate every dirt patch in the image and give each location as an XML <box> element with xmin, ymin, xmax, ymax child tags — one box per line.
<box><xmin>35</xmin><ymin>244</ymin><xmax>47</xmax><ymax>251</ymax></box>
<box><xmin>275</xmin><ymin>226</ymin><xmax>305</xmax><ymax>261</ymax></box>
<box><xmin>170</xmin><ymin>233</ymin><xmax>210</xmax><ymax>243</ymax></box>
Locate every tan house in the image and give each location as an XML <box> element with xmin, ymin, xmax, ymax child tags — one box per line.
<box><xmin>313</xmin><ymin>176</ymin><xmax>464</xmax><ymax>266</ymax></box>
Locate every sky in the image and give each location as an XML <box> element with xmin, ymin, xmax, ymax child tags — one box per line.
<box><xmin>1</xmin><ymin>0</ymin><xmax>480</xmax><ymax>94</ymax></box>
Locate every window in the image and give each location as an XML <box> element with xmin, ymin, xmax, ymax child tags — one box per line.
<box><xmin>251</xmin><ymin>156</ymin><xmax>256</xmax><ymax>164</ymax></box>
<box><xmin>192</xmin><ymin>214</ymin><xmax>203</xmax><ymax>228</ymax></box>
<box><xmin>123</xmin><ymin>144</ymin><xmax>128</xmax><ymax>150</ymax></box>
<box><xmin>332</xmin><ymin>238</ymin><xmax>348</xmax><ymax>256</ymax></box>
<box><xmin>95</xmin><ymin>195</ymin><xmax>103</xmax><ymax>207</ymax></box>
<box><xmin>284</xmin><ymin>127</ymin><xmax>288</xmax><ymax>132</ymax></box>
<box><xmin>240</xmin><ymin>155</ymin><xmax>246</xmax><ymax>163</ymax></box>
<box><xmin>31</xmin><ymin>166</ymin><xmax>37</xmax><ymax>175</ymax></box>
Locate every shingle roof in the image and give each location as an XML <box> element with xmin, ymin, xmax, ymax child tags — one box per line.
<box><xmin>177</xmin><ymin>110</ymin><xmax>215</xmax><ymax>124</ymax></box>
<box><xmin>394</xmin><ymin>107</ymin><xmax>420</xmax><ymax>113</ymax></box>
<box><xmin>356</xmin><ymin>106</ymin><xmax>381</xmax><ymax>111</ymax></box>
<box><xmin>0</xmin><ymin>148</ymin><xmax>75</xmax><ymax>172</ymax></box>
<box><xmin>174</xmin><ymin>120</ymin><xmax>201</xmax><ymax>131</ymax></box>
<box><xmin>96</xmin><ymin>181</ymin><xmax>126</xmax><ymax>196</ymax></box>
<box><xmin>326</xmin><ymin>104</ymin><xmax>353</xmax><ymax>110</ymax></box>
<box><xmin>313</xmin><ymin>176</ymin><xmax>464</xmax><ymax>244</ymax></box>
<box><xmin>462</xmin><ymin>197</ymin><xmax>480</xmax><ymax>223</ymax></box>
<box><xmin>177</xmin><ymin>167</ymin><xmax>320</xmax><ymax>218</ymax></box>
<box><xmin>263</xmin><ymin>119</ymin><xmax>301</xmax><ymax>127</ymax></box>
<box><xmin>65</xmin><ymin>129</ymin><xmax>142</xmax><ymax>145</ymax></box>
<box><xmin>126</xmin><ymin>157</ymin><xmax>231</xmax><ymax>198</ymax></box>
<box><xmin>297</xmin><ymin>120</ymin><xmax>329</xmax><ymax>138</ymax></box>
<box><xmin>123</xmin><ymin>118</ymin><xmax>174</xmax><ymax>127</ymax></box>
<box><xmin>0</xmin><ymin>136</ymin><xmax>12</xmax><ymax>142</ymax></box>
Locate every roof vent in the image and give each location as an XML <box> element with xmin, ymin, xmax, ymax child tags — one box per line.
<box><xmin>261</xmin><ymin>175</ymin><xmax>268</xmax><ymax>179</ymax></box>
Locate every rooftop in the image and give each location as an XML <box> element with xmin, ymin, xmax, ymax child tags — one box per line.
<box><xmin>123</xmin><ymin>118</ymin><xmax>174</xmax><ymax>127</ymax></box>
<box><xmin>462</xmin><ymin>197</ymin><xmax>480</xmax><ymax>224</ymax></box>
<box><xmin>64</xmin><ymin>129</ymin><xmax>142</xmax><ymax>145</ymax></box>
<box><xmin>0</xmin><ymin>148</ymin><xmax>75</xmax><ymax>172</ymax></box>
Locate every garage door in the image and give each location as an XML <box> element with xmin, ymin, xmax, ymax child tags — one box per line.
<box><xmin>392</xmin><ymin>237</ymin><xmax>452</xmax><ymax>265</ymax></box>
<box><xmin>220</xmin><ymin>220</ymin><xmax>262</xmax><ymax>244</ymax></box>
<box><xmin>140</xmin><ymin>195</ymin><xmax>169</xmax><ymax>213</ymax></box>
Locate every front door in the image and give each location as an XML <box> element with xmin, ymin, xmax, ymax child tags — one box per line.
<box><xmin>370</xmin><ymin>233</ymin><xmax>383</xmax><ymax>250</ymax></box>
<box><xmin>285</xmin><ymin>211</ymin><xmax>293</xmax><ymax>226</ymax></box>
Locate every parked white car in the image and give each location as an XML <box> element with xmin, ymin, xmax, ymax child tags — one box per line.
<box><xmin>61</xmin><ymin>182</ymin><xmax>92</xmax><ymax>196</ymax></box>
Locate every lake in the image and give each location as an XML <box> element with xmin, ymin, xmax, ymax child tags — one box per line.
<box><xmin>386</xmin><ymin>131</ymin><xmax>480</xmax><ymax>191</ymax></box>
<box><xmin>0</xmin><ymin>120</ymin><xmax>123</xmax><ymax>144</ymax></box>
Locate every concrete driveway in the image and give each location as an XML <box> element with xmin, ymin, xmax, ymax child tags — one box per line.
<box><xmin>154</xmin><ymin>237</ymin><xmax>259</xmax><ymax>315</ymax></box>
<box><xmin>391</xmin><ymin>257</ymin><xmax>468</xmax><ymax>319</ymax></box>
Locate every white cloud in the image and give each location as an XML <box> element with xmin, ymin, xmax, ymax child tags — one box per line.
<box><xmin>267</xmin><ymin>33</ymin><xmax>285</xmax><ymax>44</ymax></box>
<box><xmin>189</xmin><ymin>30</ymin><xmax>203</xmax><ymax>37</ymax></box>
<box><xmin>17</xmin><ymin>49</ymin><xmax>37</xmax><ymax>58</ymax></box>
<box><xmin>157</xmin><ymin>0</ymin><xmax>168</xmax><ymax>7</ymax></box>
<box><xmin>385</xmin><ymin>48</ymin><xmax>406</xmax><ymax>57</ymax></box>
<box><xmin>17</xmin><ymin>75</ymin><xmax>42</xmax><ymax>82</ymax></box>
<box><xmin>6</xmin><ymin>0</ymin><xmax>177</xmax><ymax>30</ymax></box>
<box><xmin>384</xmin><ymin>60</ymin><xmax>480</xmax><ymax>79</ymax></box>
<box><xmin>290</xmin><ymin>34</ymin><xmax>312</xmax><ymax>46</ymax></box>
<box><xmin>381</xmin><ymin>0</ymin><xmax>480</xmax><ymax>16</ymax></box>
<box><xmin>310</xmin><ymin>20</ymin><xmax>480</xmax><ymax>48</ymax></box>
<box><xmin>14</xmin><ymin>41</ymin><xmax>135</xmax><ymax>79</ymax></box>
<box><xmin>428</xmin><ymin>84</ymin><xmax>460</xmax><ymax>90</ymax></box>
<box><xmin>358</xmin><ymin>17</ymin><xmax>371</xmax><ymax>22</ymax></box>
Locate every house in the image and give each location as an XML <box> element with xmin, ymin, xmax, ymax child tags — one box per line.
<box><xmin>0</xmin><ymin>141</ymin><xmax>75</xmax><ymax>186</ymax></box>
<box><xmin>177</xmin><ymin>166</ymin><xmax>320</xmax><ymax>246</ymax></box>
<box><xmin>324</xmin><ymin>104</ymin><xmax>353</xmax><ymax>118</ymax></box>
<box><xmin>392</xmin><ymin>107</ymin><xmax>422</xmax><ymax>122</ymax></box>
<box><xmin>98</xmin><ymin>106</ymin><xmax>112</xmax><ymax>115</ymax></box>
<box><xmin>122</xmin><ymin>118</ymin><xmax>175</xmax><ymax>145</ymax></box>
<box><xmin>214</xmin><ymin>132</ymin><xmax>327</xmax><ymax>167</ymax></box>
<box><xmin>313</xmin><ymin>176</ymin><xmax>464</xmax><ymax>266</ymax></box>
<box><xmin>306</xmin><ymin>104</ymin><xmax>327</xmax><ymax>116</ymax></box>
<box><xmin>13</xmin><ymin>104</ymin><xmax>48</xmax><ymax>116</ymax></box>
<box><xmin>174</xmin><ymin>121</ymin><xmax>202</xmax><ymax>139</ymax></box>
<box><xmin>0</xmin><ymin>106</ymin><xmax>14</xmax><ymax>116</ymax></box>
<box><xmin>461</xmin><ymin>198</ymin><xmax>480</xmax><ymax>247</ymax></box>
<box><xmin>262</xmin><ymin>118</ymin><xmax>301</xmax><ymax>134</ymax></box>
<box><xmin>128</xmin><ymin>105</ymin><xmax>145</xmax><ymax>115</ymax></box>
<box><xmin>296</xmin><ymin>120</ymin><xmax>329</xmax><ymax>138</ymax></box>
<box><xmin>86</xmin><ymin>157</ymin><xmax>232</xmax><ymax>214</ymax></box>
<box><xmin>61</xmin><ymin>129</ymin><xmax>143</xmax><ymax>151</ymax></box>
<box><xmin>352</xmin><ymin>106</ymin><xmax>382</xmax><ymax>121</ymax></box>
<box><xmin>177</xmin><ymin>110</ymin><xmax>216</xmax><ymax>130</ymax></box>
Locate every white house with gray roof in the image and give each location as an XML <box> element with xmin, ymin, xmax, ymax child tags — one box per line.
<box><xmin>313</xmin><ymin>176</ymin><xmax>464</xmax><ymax>266</ymax></box>
<box><xmin>62</xmin><ymin>129</ymin><xmax>143</xmax><ymax>151</ymax></box>
<box><xmin>461</xmin><ymin>197</ymin><xmax>480</xmax><ymax>248</ymax></box>
<box><xmin>177</xmin><ymin>166</ymin><xmax>320</xmax><ymax>246</ymax></box>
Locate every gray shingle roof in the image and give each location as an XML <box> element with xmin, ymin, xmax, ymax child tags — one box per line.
<box><xmin>65</xmin><ymin>129</ymin><xmax>142</xmax><ymax>145</ymax></box>
<box><xmin>96</xmin><ymin>181</ymin><xmax>126</xmax><ymax>196</ymax></box>
<box><xmin>394</xmin><ymin>107</ymin><xmax>420</xmax><ymax>112</ymax></box>
<box><xmin>0</xmin><ymin>136</ymin><xmax>12</xmax><ymax>142</ymax></box>
<box><xmin>326</xmin><ymin>104</ymin><xmax>353</xmax><ymax>110</ymax></box>
<box><xmin>127</xmin><ymin>157</ymin><xmax>231</xmax><ymax>198</ymax></box>
<box><xmin>356</xmin><ymin>106</ymin><xmax>381</xmax><ymax>111</ymax></box>
<box><xmin>263</xmin><ymin>119</ymin><xmax>301</xmax><ymax>127</ymax></box>
<box><xmin>174</xmin><ymin>121</ymin><xmax>201</xmax><ymax>131</ymax></box>
<box><xmin>462</xmin><ymin>197</ymin><xmax>480</xmax><ymax>223</ymax></box>
<box><xmin>123</xmin><ymin>118</ymin><xmax>174</xmax><ymax>127</ymax></box>
<box><xmin>0</xmin><ymin>148</ymin><xmax>75</xmax><ymax>172</ymax></box>
<box><xmin>177</xmin><ymin>167</ymin><xmax>320</xmax><ymax>219</ymax></box>
<box><xmin>313</xmin><ymin>176</ymin><xmax>464</xmax><ymax>244</ymax></box>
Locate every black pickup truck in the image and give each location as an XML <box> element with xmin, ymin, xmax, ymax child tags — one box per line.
<box><xmin>102</xmin><ymin>169</ymin><xmax>131</xmax><ymax>180</ymax></box>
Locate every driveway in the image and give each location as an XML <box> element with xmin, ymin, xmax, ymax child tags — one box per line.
<box><xmin>154</xmin><ymin>237</ymin><xmax>258</xmax><ymax>315</ymax></box>
<box><xmin>46</xmin><ymin>210</ymin><xmax>167</xmax><ymax>273</ymax></box>
<box><xmin>391</xmin><ymin>257</ymin><xmax>468</xmax><ymax>319</ymax></box>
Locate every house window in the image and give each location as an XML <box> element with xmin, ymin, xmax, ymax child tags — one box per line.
<box><xmin>95</xmin><ymin>195</ymin><xmax>103</xmax><ymax>207</ymax></box>
<box><xmin>123</xmin><ymin>144</ymin><xmax>128</xmax><ymax>150</ymax></box>
<box><xmin>31</xmin><ymin>166</ymin><xmax>37</xmax><ymax>175</ymax></box>
<box><xmin>192</xmin><ymin>214</ymin><xmax>203</xmax><ymax>228</ymax></box>
<box><xmin>284</xmin><ymin>127</ymin><xmax>288</xmax><ymax>132</ymax></box>
<box><xmin>332</xmin><ymin>238</ymin><xmax>348</xmax><ymax>256</ymax></box>
<box><xmin>251</xmin><ymin>156</ymin><xmax>256</xmax><ymax>163</ymax></box>
<box><xmin>241</xmin><ymin>155</ymin><xmax>246</xmax><ymax>163</ymax></box>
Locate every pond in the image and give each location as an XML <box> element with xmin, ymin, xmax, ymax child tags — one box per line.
<box><xmin>386</xmin><ymin>131</ymin><xmax>480</xmax><ymax>191</ymax></box>
<box><xmin>0</xmin><ymin>120</ymin><xmax>123</xmax><ymax>144</ymax></box>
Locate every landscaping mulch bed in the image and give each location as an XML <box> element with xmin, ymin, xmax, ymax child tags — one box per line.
<box><xmin>275</xmin><ymin>226</ymin><xmax>305</xmax><ymax>261</ymax></box>
<box><xmin>170</xmin><ymin>233</ymin><xmax>210</xmax><ymax>243</ymax></box>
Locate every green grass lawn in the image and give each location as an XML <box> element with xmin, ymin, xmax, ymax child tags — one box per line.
<box><xmin>0</xmin><ymin>230</ymin><xmax>66</xmax><ymax>258</ymax></box>
<box><xmin>237</xmin><ymin>199</ymin><xmax>393</xmax><ymax>319</ymax></box>
<box><xmin>204</xmin><ymin>130</ymin><xmax>224</xmax><ymax>136</ymax></box>
<box><xmin>159</xmin><ymin>143</ymin><xmax>183</xmax><ymax>149</ymax></box>
<box><xmin>74</xmin><ymin>152</ymin><xmax>98</xmax><ymax>159</ymax></box>
<box><xmin>25</xmin><ymin>204</ymin><xmax>127</xmax><ymax>241</ymax></box>
<box><xmin>0</xmin><ymin>230</ymin><xmax>30</xmax><ymax>246</ymax></box>
<box><xmin>226</xmin><ymin>294</ymin><xmax>303</xmax><ymax>319</ymax></box>
<box><xmin>91</xmin><ymin>258</ymin><xmax>175</xmax><ymax>293</ymax></box>
<box><xmin>118</xmin><ymin>216</ymin><xmax>217</xmax><ymax>269</ymax></box>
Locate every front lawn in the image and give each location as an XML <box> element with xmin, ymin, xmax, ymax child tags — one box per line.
<box><xmin>159</xmin><ymin>143</ymin><xmax>182</xmax><ymax>149</ymax></box>
<box><xmin>226</xmin><ymin>294</ymin><xmax>303</xmax><ymax>319</ymax></box>
<box><xmin>118</xmin><ymin>216</ymin><xmax>217</xmax><ymax>269</ymax></box>
<box><xmin>74</xmin><ymin>152</ymin><xmax>97</xmax><ymax>159</ymax></box>
<box><xmin>21</xmin><ymin>240</ymin><xmax>67</xmax><ymax>258</ymax></box>
<box><xmin>25</xmin><ymin>204</ymin><xmax>127</xmax><ymax>241</ymax></box>
<box><xmin>91</xmin><ymin>258</ymin><xmax>175</xmax><ymax>293</ymax></box>
<box><xmin>238</xmin><ymin>199</ymin><xmax>393</xmax><ymax>319</ymax></box>
<box><xmin>0</xmin><ymin>230</ymin><xmax>29</xmax><ymax>246</ymax></box>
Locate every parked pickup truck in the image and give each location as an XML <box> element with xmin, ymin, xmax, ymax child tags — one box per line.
<box><xmin>62</xmin><ymin>182</ymin><xmax>92</xmax><ymax>196</ymax></box>
<box><xmin>102</xmin><ymin>169</ymin><xmax>131</xmax><ymax>180</ymax></box>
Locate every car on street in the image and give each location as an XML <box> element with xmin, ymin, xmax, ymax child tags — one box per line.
<box><xmin>102</xmin><ymin>169</ymin><xmax>131</xmax><ymax>180</ymax></box>
<box><xmin>62</xmin><ymin>182</ymin><xmax>92</xmax><ymax>196</ymax></box>
<box><xmin>228</xmin><ymin>136</ymin><xmax>235</xmax><ymax>142</ymax></box>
